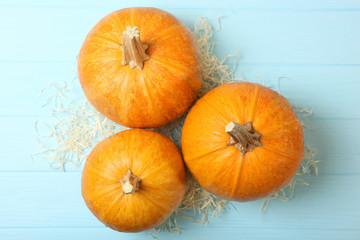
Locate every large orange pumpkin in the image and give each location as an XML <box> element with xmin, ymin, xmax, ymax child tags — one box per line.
<box><xmin>181</xmin><ymin>82</ymin><xmax>304</xmax><ymax>202</ymax></box>
<box><xmin>81</xmin><ymin>129</ymin><xmax>186</xmax><ymax>232</ymax></box>
<box><xmin>78</xmin><ymin>7</ymin><xmax>202</xmax><ymax>128</ymax></box>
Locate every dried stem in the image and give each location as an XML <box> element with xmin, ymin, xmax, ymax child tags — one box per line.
<box><xmin>120</xmin><ymin>26</ymin><xmax>150</xmax><ymax>71</ymax></box>
<box><xmin>225</xmin><ymin>121</ymin><xmax>262</xmax><ymax>155</ymax></box>
<box><xmin>119</xmin><ymin>169</ymin><xmax>141</xmax><ymax>194</ymax></box>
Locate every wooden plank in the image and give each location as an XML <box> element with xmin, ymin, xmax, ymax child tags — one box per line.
<box><xmin>1</xmin><ymin>0</ymin><xmax>360</xmax><ymax>10</ymax></box>
<box><xmin>0</xmin><ymin>172</ymin><xmax>359</xmax><ymax>230</ymax></box>
<box><xmin>0</xmin><ymin>8</ymin><xmax>360</xmax><ymax>64</ymax></box>
<box><xmin>0</xmin><ymin>116</ymin><xmax>359</xmax><ymax>174</ymax></box>
<box><xmin>237</xmin><ymin>65</ymin><xmax>360</xmax><ymax>120</ymax></box>
<box><xmin>209</xmin><ymin>10</ymin><xmax>360</xmax><ymax>65</ymax></box>
<box><xmin>0</xmin><ymin>227</ymin><xmax>359</xmax><ymax>240</ymax></box>
<box><xmin>1</xmin><ymin>61</ymin><xmax>359</xmax><ymax>119</ymax></box>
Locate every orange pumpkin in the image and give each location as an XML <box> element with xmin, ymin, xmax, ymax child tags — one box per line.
<box><xmin>78</xmin><ymin>7</ymin><xmax>202</xmax><ymax>128</ymax></box>
<box><xmin>181</xmin><ymin>82</ymin><xmax>304</xmax><ymax>202</ymax></box>
<box><xmin>81</xmin><ymin>129</ymin><xmax>186</xmax><ymax>232</ymax></box>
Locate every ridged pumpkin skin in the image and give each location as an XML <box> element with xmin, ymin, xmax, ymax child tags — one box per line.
<box><xmin>181</xmin><ymin>82</ymin><xmax>304</xmax><ymax>202</ymax></box>
<box><xmin>81</xmin><ymin>129</ymin><xmax>186</xmax><ymax>232</ymax></box>
<box><xmin>78</xmin><ymin>7</ymin><xmax>202</xmax><ymax>128</ymax></box>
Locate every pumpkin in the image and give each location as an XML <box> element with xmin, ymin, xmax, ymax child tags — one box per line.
<box><xmin>181</xmin><ymin>82</ymin><xmax>304</xmax><ymax>202</ymax></box>
<box><xmin>78</xmin><ymin>7</ymin><xmax>202</xmax><ymax>128</ymax></box>
<box><xmin>81</xmin><ymin>129</ymin><xmax>186</xmax><ymax>232</ymax></box>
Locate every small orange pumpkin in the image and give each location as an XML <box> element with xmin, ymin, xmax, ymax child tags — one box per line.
<box><xmin>81</xmin><ymin>129</ymin><xmax>186</xmax><ymax>232</ymax></box>
<box><xmin>181</xmin><ymin>82</ymin><xmax>304</xmax><ymax>202</ymax></box>
<box><xmin>78</xmin><ymin>7</ymin><xmax>202</xmax><ymax>128</ymax></box>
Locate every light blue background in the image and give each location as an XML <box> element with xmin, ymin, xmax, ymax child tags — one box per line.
<box><xmin>1</xmin><ymin>0</ymin><xmax>359</xmax><ymax>239</ymax></box>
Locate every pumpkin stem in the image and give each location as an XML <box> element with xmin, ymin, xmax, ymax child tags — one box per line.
<box><xmin>120</xmin><ymin>26</ymin><xmax>150</xmax><ymax>71</ymax></box>
<box><xmin>119</xmin><ymin>169</ymin><xmax>141</xmax><ymax>194</ymax></box>
<box><xmin>225</xmin><ymin>121</ymin><xmax>262</xmax><ymax>155</ymax></box>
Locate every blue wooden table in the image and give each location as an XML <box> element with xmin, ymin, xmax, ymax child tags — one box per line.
<box><xmin>1</xmin><ymin>0</ymin><xmax>359</xmax><ymax>239</ymax></box>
